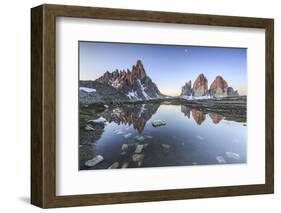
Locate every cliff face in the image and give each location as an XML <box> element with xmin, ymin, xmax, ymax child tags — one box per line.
<box><xmin>181</xmin><ymin>80</ymin><xmax>192</xmax><ymax>96</ymax></box>
<box><xmin>192</xmin><ymin>74</ymin><xmax>208</xmax><ymax>97</ymax></box>
<box><xmin>181</xmin><ymin>74</ymin><xmax>240</xmax><ymax>99</ymax></box>
<box><xmin>209</xmin><ymin>75</ymin><xmax>228</xmax><ymax>97</ymax></box>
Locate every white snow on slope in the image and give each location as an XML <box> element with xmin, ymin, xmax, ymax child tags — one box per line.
<box><xmin>138</xmin><ymin>104</ymin><xmax>146</xmax><ymax>117</ymax></box>
<box><xmin>137</xmin><ymin>79</ymin><xmax>150</xmax><ymax>99</ymax></box>
<box><xmin>181</xmin><ymin>95</ymin><xmax>213</xmax><ymax>100</ymax></box>
<box><xmin>127</xmin><ymin>91</ymin><xmax>139</xmax><ymax>100</ymax></box>
<box><xmin>80</xmin><ymin>87</ymin><xmax>96</xmax><ymax>93</ymax></box>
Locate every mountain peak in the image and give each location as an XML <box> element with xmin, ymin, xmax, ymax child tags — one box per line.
<box><xmin>193</xmin><ymin>73</ymin><xmax>208</xmax><ymax>96</ymax></box>
<box><xmin>210</xmin><ymin>75</ymin><xmax>228</xmax><ymax>90</ymax></box>
<box><xmin>132</xmin><ymin>59</ymin><xmax>146</xmax><ymax>79</ymax></box>
<box><xmin>181</xmin><ymin>80</ymin><xmax>192</xmax><ymax>96</ymax></box>
<box><xmin>95</xmin><ymin>60</ymin><xmax>161</xmax><ymax>100</ymax></box>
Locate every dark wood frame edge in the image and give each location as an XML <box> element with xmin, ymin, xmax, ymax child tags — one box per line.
<box><xmin>31</xmin><ymin>4</ymin><xmax>274</xmax><ymax>208</ymax></box>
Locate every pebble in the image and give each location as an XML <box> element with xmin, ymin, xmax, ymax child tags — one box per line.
<box><xmin>225</xmin><ymin>152</ymin><xmax>240</xmax><ymax>160</ymax></box>
<box><xmin>108</xmin><ymin>162</ymin><xmax>119</xmax><ymax>169</ymax></box>
<box><xmin>161</xmin><ymin>144</ymin><xmax>170</xmax><ymax>149</ymax></box>
<box><xmin>85</xmin><ymin>155</ymin><xmax>104</xmax><ymax>167</ymax></box>
<box><xmin>121</xmin><ymin>144</ymin><xmax>129</xmax><ymax>155</ymax></box>
<box><xmin>84</xmin><ymin>125</ymin><xmax>95</xmax><ymax>131</ymax></box>
<box><xmin>132</xmin><ymin>154</ymin><xmax>144</xmax><ymax>162</ymax></box>
<box><xmin>216</xmin><ymin>156</ymin><xmax>226</xmax><ymax>164</ymax></box>
<box><xmin>135</xmin><ymin>145</ymin><xmax>144</xmax><ymax>153</ymax></box>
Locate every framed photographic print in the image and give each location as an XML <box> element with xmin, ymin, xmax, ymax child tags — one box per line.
<box><xmin>31</xmin><ymin>4</ymin><xmax>274</xmax><ymax>208</ymax></box>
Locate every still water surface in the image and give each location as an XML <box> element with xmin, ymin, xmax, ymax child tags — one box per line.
<box><xmin>79</xmin><ymin>103</ymin><xmax>247</xmax><ymax>170</ymax></box>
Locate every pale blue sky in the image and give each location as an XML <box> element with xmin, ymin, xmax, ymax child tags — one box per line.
<box><xmin>79</xmin><ymin>41</ymin><xmax>247</xmax><ymax>96</ymax></box>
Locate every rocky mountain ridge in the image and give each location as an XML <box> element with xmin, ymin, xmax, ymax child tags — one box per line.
<box><xmin>80</xmin><ymin>60</ymin><xmax>241</xmax><ymax>105</ymax></box>
<box><xmin>96</xmin><ymin>60</ymin><xmax>162</xmax><ymax>100</ymax></box>
<box><xmin>181</xmin><ymin>73</ymin><xmax>239</xmax><ymax>98</ymax></box>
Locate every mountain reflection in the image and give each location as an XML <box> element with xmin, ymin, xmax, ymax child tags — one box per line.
<box><xmin>101</xmin><ymin>104</ymin><xmax>160</xmax><ymax>133</ymax></box>
<box><xmin>192</xmin><ymin>110</ymin><xmax>206</xmax><ymax>125</ymax></box>
<box><xmin>101</xmin><ymin>104</ymin><xmax>223</xmax><ymax>132</ymax></box>
<box><xmin>181</xmin><ymin>105</ymin><xmax>223</xmax><ymax>125</ymax></box>
<box><xmin>181</xmin><ymin>105</ymin><xmax>191</xmax><ymax>118</ymax></box>
<box><xmin>209</xmin><ymin>113</ymin><xmax>223</xmax><ymax>124</ymax></box>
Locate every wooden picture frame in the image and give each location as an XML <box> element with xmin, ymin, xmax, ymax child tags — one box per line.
<box><xmin>31</xmin><ymin>4</ymin><xmax>274</xmax><ymax>208</ymax></box>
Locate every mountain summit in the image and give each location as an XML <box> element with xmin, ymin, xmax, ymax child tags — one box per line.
<box><xmin>96</xmin><ymin>60</ymin><xmax>162</xmax><ymax>100</ymax></box>
<box><xmin>181</xmin><ymin>80</ymin><xmax>192</xmax><ymax>96</ymax></box>
<box><xmin>192</xmin><ymin>73</ymin><xmax>208</xmax><ymax>96</ymax></box>
<box><xmin>181</xmin><ymin>74</ymin><xmax>239</xmax><ymax>98</ymax></box>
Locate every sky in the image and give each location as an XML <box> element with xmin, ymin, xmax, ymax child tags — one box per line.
<box><xmin>79</xmin><ymin>41</ymin><xmax>247</xmax><ymax>96</ymax></box>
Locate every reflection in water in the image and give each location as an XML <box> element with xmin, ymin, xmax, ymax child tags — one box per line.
<box><xmin>101</xmin><ymin>104</ymin><xmax>159</xmax><ymax>133</ymax></box>
<box><xmin>181</xmin><ymin>106</ymin><xmax>223</xmax><ymax>125</ymax></box>
<box><xmin>181</xmin><ymin>105</ymin><xmax>191</xmax><ymax>118</ymax></box>
<box><xmin>79</xmin><ymin>103</ymin><xmax>247</xmax><ymax>170</ymax></box>
<box><xmin>192</xmin><ymin>110</ymin><xmax>206</xmax><ymax>125</ymax></box>
<box><xmin>209</xmin><ymin>113</ymin><xmax>224</xmax><ymax>124</ymax></box>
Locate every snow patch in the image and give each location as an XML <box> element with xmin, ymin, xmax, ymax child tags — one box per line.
<box><xmin>138</xmin><ymin>104</ymin><xmax>146</xmax><ymax>117</ymax></box>
<box><xmin>127</xmin><ymin>91</ymin><xmax>139</xmax><ymax>100</ymax></box>
<box><xmin>111</xmin><ymin>79</ymin><xmax>122</xmax><ymax>89</ymax></box>
<box><xmin>80</xmin><ymin>87</ymin><xmax>96</xmax><ymax>93</ymax></box>
<box><xmin>137</xmin><ymin>79</ymin><xmax>150</xmax><ymax>99</ymax></box>
<box><xmin>88</xmin><ymin>117</ymin><xmax>107</xmax><ymax>124</ymax></box>
<box><xmin>181</xmin><ymin>95</ymin><xmax>213</xmax><ymax>100</ymax></box>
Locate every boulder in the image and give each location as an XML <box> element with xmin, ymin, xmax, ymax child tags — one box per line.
<box><xmin>85</xmin><ymin>155</ymin><xmax>104</xmax><ymax>167</ymax></box>
<box><xmin>108</xmin><ymin>162</ymin><xmax>119</xmax><ymax>169</ymax></box>
<box><xmin>152</xmin><ymin>120</ymin><xmax>167</xmax><ymax>127</ymax></box>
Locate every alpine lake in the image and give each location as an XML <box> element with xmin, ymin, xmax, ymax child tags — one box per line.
<box><xmin>79</xmin><ymin>97</ymin><xmax>247</xmax><ymax>170</ymax></box>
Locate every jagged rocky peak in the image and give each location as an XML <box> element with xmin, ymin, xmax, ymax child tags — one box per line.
<box><xmin>193</xmin><ymin>73</ymin><xmax>208</xmax><ymax>97</ymax></box>
<box><xmin>132</xmin><ymin>59</ymin><xmax>147</xmax><ymax>79</ymax></box>
<box><xmin>96</xmin><ymin>59</ymin><xmax>147</xmax><ymax>88</ymax></box>
<box><xmin>181</xmin><ymin>80</ymin><xmax>192</xmax><ymax>96</ymax></box>
<box><xmin>95</xmin><ymin>60</ymin><xmax>162</xmax><ymax>100</ymax></box>
<box><xmin>180</xmin><ymin>73</ymin><xmax>240</xmax><ymax>99</ymax></box>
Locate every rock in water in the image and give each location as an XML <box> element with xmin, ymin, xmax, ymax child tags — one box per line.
<box><xmin>132</xmin><ymin>154</ymin><xmax>144</xmax><ymax>162</ymax></box>
<box><xmin>193</xmin><ymin>73</ymin><xmax>208</xmax><ymax>97</ymax></box>
<box><xmin>135</xmin><ymin>144</ymin><xmax>144</xmax><ymax>153</ymax></box>
<box><xmin>216</xmin><ymin>156</ymin><xmax>226</xmax><ymax>164</ymax></box>
<box><xmin>121</xmin><ymin>144</ymin><xmax>129</xmax><ymax>155</ymax></box>
<box><xmin>121</xmin><ymin>162</ymin><xmax>129</xmax><ymax>168</ymax></box>
<box><xmin>84</xmin><ymin>125</ymin><xmax>94</xmax><ymax>131</ymax></box>
<box><xmin>225</xmin><ymin>152</ymin><xmax>240</xmax><ymax>160</ymax></box>
<box><xmin>88</xmin><ymin>117</ymin><xmax>107</xmax><ymax>124</ymax></box>
<box><xmin>85</xmin><ymin>155</ymin><xmax>104</xmax><ymax>167</ymax></box>
<box><xmin>161</xmin><ymin>144</ymin><xmax>170</xmax><ymax>149</ymax></box>
<box><xmin>152</xmin><ymin>120</ymin><xmax>166</xmax><ymax>127</ymax></box>
<box><xmin>108</xmin><ymin>162</ymin><xmax>119</xmax><ymax>169</ymax></box>
<box><xmin>181</xmin><ymin>80</ymin><xmax>192</xmax><ymax>96</ymax></box>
